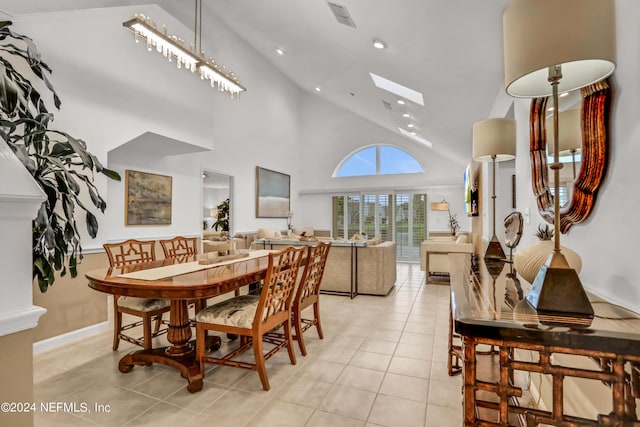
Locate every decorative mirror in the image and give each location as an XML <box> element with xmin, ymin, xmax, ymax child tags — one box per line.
<box><xmin>529</xmin><ymin>79</ymin><xmax>611</xmax><ymax>233</ymax></box>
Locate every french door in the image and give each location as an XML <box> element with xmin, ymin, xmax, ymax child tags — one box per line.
<box><xmin>332</xmin><ymin>192</ymin><xmax>426</xmax><ymax>261</ymax></box>
<box><xmin>394</xmin><ymin>193</ymin><xmax>426</xmax><ymax>260</ymax></box>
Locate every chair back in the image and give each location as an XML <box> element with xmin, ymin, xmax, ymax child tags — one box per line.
<box><xmin>295</xmin><ymin>241</ymin><xmax>331</xmax><ymax>305</ymax></box>
<box><xmin>256</xmin><ymin>246</ymin><xmax>305</xmax><ymax>329</ymax></box>
<box><xmin>160</xmin><ymin>236</ymin><xmax>198</xmax><ymax>259</ymax></box>
<box><xmin>103</xmin><ymin>239</ymin><xmax>156</xmax><ymax>268</ymax></box>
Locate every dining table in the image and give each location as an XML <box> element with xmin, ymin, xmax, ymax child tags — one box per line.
<box><xmin>85</xmin><ymin>249</ymin><xmax>273</xmax><ymax>393</ymax></box>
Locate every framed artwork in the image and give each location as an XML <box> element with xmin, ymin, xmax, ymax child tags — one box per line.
<box><xmin>255</xmin><ymin>166</ymin><xmax>290</xmax><ymax>218</ymax></box>
<box><xmin>125</xmin><ymin>169</ymin><xmax>172</xmax><ymax>225</ymax></box>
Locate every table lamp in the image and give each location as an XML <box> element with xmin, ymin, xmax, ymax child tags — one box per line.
<box><xmin>472</xmin><ymin>118</ymin><xmax>516</xmax><ymax>260</ymax></box>
<box><xmin>546</xmin><ymin>108</ymin><xmax>581</xmax><ymax>179</ymax></box>
<box><xmin>503</xmin><ymin>0</ymin><xmax>615</xmax><ymax>317</ymax></box>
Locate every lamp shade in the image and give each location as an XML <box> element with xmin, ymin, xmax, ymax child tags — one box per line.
<box><xmin>503</xmin><ymin>0</ymin><xmax>616</xmax><ymax>98</ymax></box>
<box><xmin>430</xmin><ymin>201</ymin><xmax>449</xmax><ymax>211</ymax></box>
<box><xmin>472</xmin><ymin>118</ymin><xmax>516</xmax><ymax>162</ymax></box>
<box><xmin>546</xmin><ymin>108</ymin><xmax>582</xmax><ymax>155</ymax></box>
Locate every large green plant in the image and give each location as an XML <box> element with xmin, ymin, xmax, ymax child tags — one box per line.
<box><xmin>0</xmin><ymin>21</ymin><xmax>120</xmax><ymax>292</ymax></box>
<box><xmin>213</xmin><ymin>198</ymin><xmax>230</xmax><ymax>232</ymax></box>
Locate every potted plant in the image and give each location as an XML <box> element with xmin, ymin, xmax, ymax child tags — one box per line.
<box><xmin>448</xmin><ymin>209</ymin><xmax>460</xmax><ymax>236</ymax></box>
<box><xmin>0</xmin><ymin>21</ymin><xmax>120</xmax><ymax>291</ymax></box>
<box><xmin>513</xmin><ymin>223</ymin><xmax>581</xmax><ymax>283</ymax></box>
<box><xmin>213</xmin><ymin>198</ymin><xmax>229</xmax><ymax>233</ymax></box>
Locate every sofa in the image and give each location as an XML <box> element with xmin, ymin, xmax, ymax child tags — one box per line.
<box><xmin>202</xmin><ymin>230</ymin><xmax>245</xmax><ymax>252</ymax></box>
<box><xmin>321</xmin><ymin>241</ymin><xmax>397</xmax><ymax>296</ymax></box>
<box><xmin>241</xmin><ymin>227</ymin><xmax>332</xmax><ymax>250</ymax></box>
<box><xmin>420</xmin><ymin>235</ymin><xmax>473</xmax><ymax>283</ymax></box>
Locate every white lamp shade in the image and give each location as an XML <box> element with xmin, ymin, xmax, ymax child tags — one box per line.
<box><xmin>472</xmin><ymin>118</ymin><xmax>516</xmax><ymax>162</ymax></box>
<box><xmin>503</xmin><ymin>0</ymin><xmax>616</xmax><ymax>98</ymax></box>
<box><xmin>546</xmin><ymin>108</ymin><xmax>582</xmax><ymax>155</ymax></box>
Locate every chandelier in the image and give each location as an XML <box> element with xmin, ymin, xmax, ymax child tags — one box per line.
<box><xmin>123</xmin><ymin>3</ymin><xmax>245</xmax><ymax>98</ymax></box>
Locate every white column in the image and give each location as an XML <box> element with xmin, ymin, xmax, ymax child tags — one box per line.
<box><xmin>0</xmin><ymin>141</ymin><xmax>47</xmax><ymax>336</ymax></box>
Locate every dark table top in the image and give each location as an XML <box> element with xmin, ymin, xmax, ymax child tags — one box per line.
<box><xmin>449</xmin><ymin>253</ymin><xmax>640</xmax><ymax>357</ymax></box>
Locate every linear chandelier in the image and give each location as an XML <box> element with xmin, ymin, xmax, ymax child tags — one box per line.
<box><xmin>123</xmin><ymin>11</ymin><xmax>245</xmax><ymax>98</ymax></box>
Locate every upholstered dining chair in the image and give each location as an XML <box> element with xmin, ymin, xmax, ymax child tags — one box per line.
<box><xmin>291</xmin><ymin>241</ymin><xmax>331</xmax><ymax>356</ymax></box>
<box><xmin>103</xmin><ymin>239</ymin><xmax>170</xmax><ymax>351</ymax></box>
<box><xmin>195</xmin><ymin>245</ymin><xmax>305</xmax><ymax>391</ymax></box>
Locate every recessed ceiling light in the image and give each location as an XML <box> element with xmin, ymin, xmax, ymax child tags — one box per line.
<box><xmin>407</xmin><ymin>123</ymin><xmax>415</xmax><ymax>128</ymax></box>
<box><xmin>399</xmin><ymin>128</ymin><xmax>432</xmax><ymax>147</ymax></box>
<box><xmin>402</xmin><ymin>113</ymin><xmax>411</xmax><ymax>118</ymax></box>
<box><xmin>315</xmin><ymin>87</ymin><xmax>321</xmax><ymax>92</ymax></box>
<box><xmin>276</xmin><ymin>47</ymin><xmax>285</xmax><ymax>55</ymax></box>
<box><xmin>410</xmin><ymin>131</ymin><xmax>417</xmax><ymax>136</ymax></box>
<box><xmin>370</xmin><ymin>72</ymin><xmax>425</xmax><ymax>106</ymax></box>
<box><xmin>373</xmin><ymin>39</ymin><xmax>387</xmax><ymax>49</ymax></box>
<box><xmin>397</xmin><ymin>99</ymin><xmax>405</xmax><ymax>105</ymax></box>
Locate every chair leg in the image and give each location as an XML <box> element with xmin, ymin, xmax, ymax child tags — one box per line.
<box><xmin>112</xmin><ymin>309</ymin><xmax>122</xmax><ymax>351</ymax></box>
<box><xmin>143</xmin><ymin>314</ymin><xmax>152</xmax><ymax>351</ymax></box>
<box><xmin>313</xmin><ymin>302</ymin><xmax>324</xmax><ymax>339</ymax></box>
<box><xmin>196</xmin><ymin>324</ymin><xmax>206</xmax><ymax>376</ymax></box>
<box><xmin>153</xmin><ymin>313</ymin><xmax>163</xmax><ymax>334</ymax></box>
<box><xmin>293</xmin><ymin>310</ymin><xmax>307</xmax><ymax>356</ymax></box>
<box><xmin>252</xmin><ymin>334</ymin><xmax>270</xmax><ymax>391</ymax></box>
<box><xmin>112</xmin><ymin>295</ymin><xmax>122</xmax><ymax>351</ymax></box>
<box><xmin>284</xmin><ymin>320</ymin><xmax>297</xmax><ymax>366</ymax></box>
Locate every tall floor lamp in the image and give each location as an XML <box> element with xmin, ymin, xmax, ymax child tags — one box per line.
<box><xmin>503</xmin><ymin>0</ymin><xmax>616</xmax><ymax>317</ymax></box>
<box><xmin>472</xmin><ymin>118</ymin><xmax>516</xmax><ymax>260</ymax></box>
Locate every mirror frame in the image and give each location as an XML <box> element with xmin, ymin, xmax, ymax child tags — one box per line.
<box><xmin>529</xmin><ymin>79</ymin><xmax>611</xmax><ymax>233</ymax></box>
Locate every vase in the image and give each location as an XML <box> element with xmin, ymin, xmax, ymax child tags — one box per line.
<box><xmin>513</xmin><ymin>240</ymin><xmax>582</xmax><ymax>284</ymax></box>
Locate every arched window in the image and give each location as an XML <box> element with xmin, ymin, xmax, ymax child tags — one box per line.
<box><xmin>334</xmin><ymin>145</ymin><xmax>424</xmax><ymax>177</ymax></box>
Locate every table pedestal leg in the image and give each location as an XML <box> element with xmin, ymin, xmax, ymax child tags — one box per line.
<box><xmin>118</xmin><ymin>300</ymin><xmax>221</xmax><ymax>393</ymax></box>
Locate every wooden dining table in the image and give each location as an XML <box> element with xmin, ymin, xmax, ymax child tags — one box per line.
<box><xmin>85</xmin><ymin>250</ymin><xmax>273</xmax><ymax>393</ymax></box>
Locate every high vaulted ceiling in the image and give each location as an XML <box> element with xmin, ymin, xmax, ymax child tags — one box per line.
<box><xmin>2</xmin><ymin>0</ymin><xmax>513</xmax><ymax>166</ymax></box>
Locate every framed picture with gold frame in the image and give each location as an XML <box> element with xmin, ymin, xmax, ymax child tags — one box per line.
<box><xmin>255</xmin><ymin>166</ymin><xmax>290</xmax><ymax>218</ymax></box>
<box><xmin>125</xmin><ymin>169</ymin><xmax>172</xmax><ymax>225</ymax></box>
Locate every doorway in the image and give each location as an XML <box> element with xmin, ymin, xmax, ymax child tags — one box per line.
<box><xmin>202</xmin><ymin>169</ymin><xmax>233</xmax><ymax>235</ymax></box>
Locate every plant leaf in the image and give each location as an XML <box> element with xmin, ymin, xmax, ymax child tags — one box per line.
<box><xmin>86</xmin><ymin>211</ymin><xmax>98</xmax><ymax>238</ymax></box>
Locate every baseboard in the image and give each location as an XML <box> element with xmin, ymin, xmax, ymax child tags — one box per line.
<box><xmin>33</xmin><ymin>321</ymin><xmax>110</xmax><ymax>354</ymax></box>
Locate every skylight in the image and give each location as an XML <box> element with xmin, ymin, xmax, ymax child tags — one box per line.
<box><xmin>370</xmin><ymin>72</ymin><xmax>424</xmax><ymax>106</ymax></box>
<box><xmin>399</xmin><ymin>128</ymin><xmax>432</xmax><ymax>148</ymax></box>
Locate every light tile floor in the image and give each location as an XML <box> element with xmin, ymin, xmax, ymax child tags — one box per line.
<box><xmin>33</xmin><ymin>263</ymin><xmax>463</xmax><ymax>427</ymax></box>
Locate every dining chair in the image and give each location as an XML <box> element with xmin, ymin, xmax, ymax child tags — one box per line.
<box><xmin>291</xmin><ymin>241</ymin><xmax>331</xmax><ymax>356</ymax></box>
<box><xmin>103</xmin><ymin>239</ymin><xmax>170</xmax><ymax>351</ymax></box>
<box><xmin>159</xmin><ymin>235</ymin><xmax>198</xmax><ymax>259</ymax></box>
<box><xmin>159</xmin><ymin>236</ymin><xmax>208</xmax><ymax>313</ymax></box>
<box><xmin>195</xmin><ymin>245</ymin><xmax>305</xmax><ymax>390</ymax></box>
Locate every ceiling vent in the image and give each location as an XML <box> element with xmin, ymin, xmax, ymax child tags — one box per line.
<box><xmin>327</xmin><ymin>2</ymin><xmax>357</xmax><ymax>28</ymax></box>
<box><xmin>382</xmin><ymin>100</ymin><xmax>393</xmax><ymax>110</ymax></box>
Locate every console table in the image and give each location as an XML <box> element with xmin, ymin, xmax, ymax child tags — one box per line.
<box><xmin>448</xmin><ymin>253</ymin><xmax>640</xmax><ymax>426</ymax></box>
<box><xmin>254</xmin><ymin>239</ymin><xmax>366</xmax><ymax>298</ymax></box>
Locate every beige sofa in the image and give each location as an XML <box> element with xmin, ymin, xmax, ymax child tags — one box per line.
<box><xmin>420</xmin><ymin>235</ymin><xmax>473</xmax><ymax>283</ymax></box>
<box><xmin>321</xmin><ymin>241</ymin><xmax>397</xmax><ymax>296</ymax></box>
<box><xmin>241</xmin><ymin>227</ymin><xmax>332</xmax><ymax>250</ymax></box>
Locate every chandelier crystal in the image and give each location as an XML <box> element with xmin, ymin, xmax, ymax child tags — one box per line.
<box><xmin>123</xmin><ymin>14</ymin><xmax>246</xmax><ymax>98</ymax></box>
